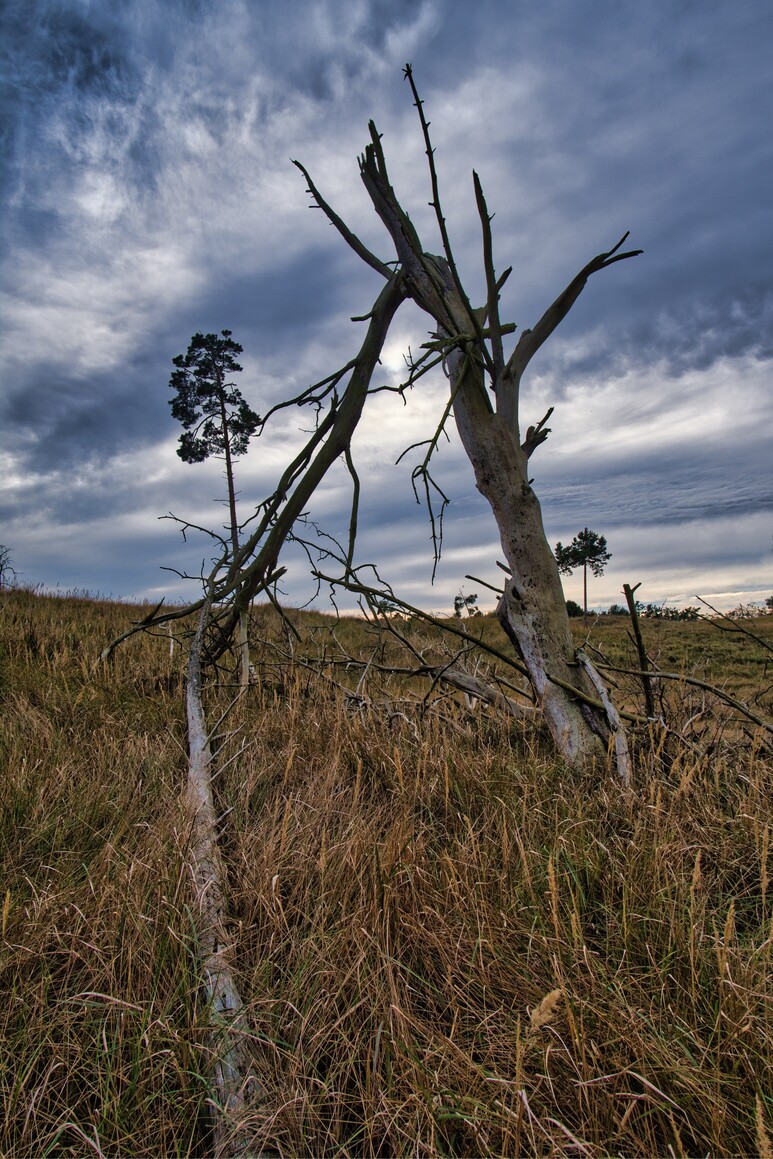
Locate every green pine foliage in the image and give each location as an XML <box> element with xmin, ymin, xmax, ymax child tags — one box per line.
<box><xmin>555</xmin><ymin>527</ymin><xmax>612</xmax><ymax>615</ymax></box>
<box><xmin>169</xmin><ymin>330</ymin><xmax>259</xmax><ymax>464</ymax></box>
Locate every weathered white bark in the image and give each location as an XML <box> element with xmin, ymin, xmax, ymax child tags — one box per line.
<box><xmin>185</xmin><ymin>605</ymin><xmax>262</xmax><ymax>1155</ymax></box>
<box><xmin>447</xmin><ymin>348</ymin><xmax>611</xmax><ymax>767</ymax></box>
<box><xmin>577</xmin><ymin>649</ymin><xmax>631</xmax><ymax>785</ymax></box>
<box><xmin>438</xmin><ymin>665</ymin><xmax>536</xmax><ymax>720</ymax></box>
<box><xmin>353</xmin><ymin>111</ymin><xmax>639</xmax><ymax>772</ymax></box>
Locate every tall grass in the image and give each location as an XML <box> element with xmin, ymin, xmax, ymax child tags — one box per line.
<box><xmin>1</xmin><ymin>588</ymin><xmax>771</xmax><ymax>1156</ymax></box>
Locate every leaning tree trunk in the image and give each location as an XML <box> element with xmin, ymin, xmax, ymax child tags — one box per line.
<box><xmin>351</xmin><ymin>102</ymin><xmax>640</xmax><ymax>772</ymax></box>
<box><xmin>220</xmin><ymin>398</ymin><xmax>252</xmax><ymax>690</ymax></box>
<box><xmin>185</xmin><ymin>603</ymin><xmax>263</xmax><ymax>1154</ymax></box>
<box><xmin>448</xmin><ymin>349</ymin><xmax>611</xmax><ymax>768</ymax></box>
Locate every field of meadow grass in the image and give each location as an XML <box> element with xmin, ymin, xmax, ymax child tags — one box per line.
<box><xmin>1</xmin><ymin>587</ymin><xmax>771</xmax><ymax>1157</ymax></box>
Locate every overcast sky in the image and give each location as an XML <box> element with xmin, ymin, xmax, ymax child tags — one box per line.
<box><xmin>1</xmin><ymin>0</ymin><xmax>771</xmax><ymax>614</ymax></box>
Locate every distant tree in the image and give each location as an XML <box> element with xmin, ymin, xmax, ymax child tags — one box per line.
<box><xmin>766</xmin><ymin>596</ymin><xmax>773</xmax><ymax>612</ymax></box>
<box><xmin>566</xmin><ymin>599</ymin><xmax>584</xmax><ymax>618</ymax></box>
<box><xmin>724</xmin><ymin>601</ymin><xmax>767</xmax><ymax>621</ymax></box>
<box><xmin>169</xmin><ymin>330</ymin><xmax>259</xmax><ymax>685</ymax></box>
<box><xmin>169</xmin><ymin>330</ymin><xmax>259</xmax><ymax>552</ymax></box>
<box><xmin>0</xmin><ymin>545</ymin><xmax>16</xmax><ymax>590</ymax></box>
<box><xmin>608</xmin><ymin>603</ymin><xmax>628</xmax><ymax>617</ymax></box>
<box><xmin>454</xmin><ymin>591</ymin><xmax>481</xmax><ymax>618</ymax></box>
<box><xmin>554</xmin><ymin>528</ymin><xmax>612</xmax><ymax>616</ymax></box>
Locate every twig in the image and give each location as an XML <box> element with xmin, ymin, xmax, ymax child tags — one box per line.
<box><xmin>623</xmin><ymin>582</ymin><xmax>656</xmax><ymax>717</ymax></box>
<box><xmin>695</xmin><ymin>595</ymin><xmax>773</xmax><ymax>655</ymax></box>
<box><xmin>292</xmin><ymin>159</ymin><xmax>392</xmax><ymax>279</ymax></box>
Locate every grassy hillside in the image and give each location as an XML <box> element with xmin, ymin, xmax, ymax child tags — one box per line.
<box><xmin>1</xmin><ymin>588</ymin><xmax>771</xmax><ymax>1157</ymax></box>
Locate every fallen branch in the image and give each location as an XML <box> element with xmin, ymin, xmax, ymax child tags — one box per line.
<box><xmin>435</xmin><ymin>665</ymin><xmax>536</xmax><ymax>719</ymax></box>
<box><xmin>314</xmin><ymin>571</ymin><xmax>650</xmax><ymax>725</ymax></box>
<box><xmin>185</xmin><ymin>599</ymin><xmax>264</xmax><ymax>1155</ymax></box>
<box><xmin>577</xmin><ymin>649</ymin><xmax>632</xmax><ymax>786</ymax></box>
<box><xmin>592</xmin><ymin>660</ymin><xmax>773</xmax><ymax>737</ymax></box>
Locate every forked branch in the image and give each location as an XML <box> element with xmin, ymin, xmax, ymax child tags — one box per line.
<box><xmin>292</xmin><ymin>159</ymin><xmax>392</xmax><ymax>279</ymax></box>
<box><xmin>403</xmin><ymin>63</ymin><xmax>495</xmax><ymax>377</ymax></box>
<box><xmin>522</xmin><ymin>406</ymin><xmax>554</xmax><ymax>458</ymax></box>
<box><xmin>506</xmin><ymin>233</ymin><xmax>642</xmax><ymax>382</ymax></box>
<box><xmin>473</xmin><ymin>169</ymin><xmax>505</xmax><ymax>377</ymax></box>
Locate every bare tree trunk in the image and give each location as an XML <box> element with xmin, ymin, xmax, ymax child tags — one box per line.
<box><xmin>351</xmin><ymin>97</ymin><xmax>639</xmax><ymax>771</ymax></box>
<box><xmin>448</xmin><ymin>351</ymin><xmax>611</xmax><ymax>767</ymax></box>
<box><xmin>623</xmin><ymin>581</ymin><xmax>656</xmax><ymax>718</ymax></box>
<box><xmin>185</xmin><ymin>604</ymin><xmax>262</xmax><ymax>1154</ymax></box>
<box><xmin>288</xmin><ymin>97</ymin><xmax>639</xmax><ymax>771</ymax></box>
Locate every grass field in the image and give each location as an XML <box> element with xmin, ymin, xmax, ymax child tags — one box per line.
<box><xmin>1</xmin><ymin>588</ymin><xmax>771</xmax><ymax>1157</ymax></box>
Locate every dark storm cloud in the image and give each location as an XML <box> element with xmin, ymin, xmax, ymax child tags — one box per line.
<box><xmin>1</xmin><ymin>0</ymin><xmax>771</xmax><ymax>608</ymax></box>
<box><xmin>539</xmin><ymin>437</ymin><xmax>773</xmax><ymax>534</ymax></box>
<box><xmin>3</xmin><ymin>357</ymin><xmax>167</xmax><ymax>469</ymax></box>
<box><xmin>2</xmin><ymin>1</ymin><xmax>153</xmax><ymax>204</ymax></box>
<box><xmin>0</xmin><ymin>238</ymin><xmax>376</xmax><ymax>477</ymax></box>
<box><xmin>430</xmin><ymin>0</ymin><xmax>773</xmax><ymax>387</ymax></box>
<box><xmin>183</xmin><ymin>245</ymin><xmax>375</xmax><ymax>368</ymax></box>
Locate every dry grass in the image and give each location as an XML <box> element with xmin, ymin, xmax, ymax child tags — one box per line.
<box><xmin>1</xmin><ymin>588</ymin><xmax>771</xmax><ymax>1156</ymax></box>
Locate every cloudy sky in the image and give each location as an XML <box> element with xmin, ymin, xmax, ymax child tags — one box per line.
<box><xmin>1</xmin><ymin>0</ymin><xmax>771</xmax><ymax>614</ymax></box>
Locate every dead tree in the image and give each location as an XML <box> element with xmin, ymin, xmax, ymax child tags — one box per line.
<box><xmin>295</xmin><ymin>65</ymin><xmax>641</xmax><ymax>772</ymax></box>
<box><xmin>106</xmin><ymin>68</ymin><xmax>640</xmax><ymax>774</ymax></box>
<box><xmin>96</xmin><ymin>70</ymin><xmax>647</xmax><ymax>1147</ymax></box>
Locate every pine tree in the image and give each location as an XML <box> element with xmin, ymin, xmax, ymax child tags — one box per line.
<box><xmin>554</xmin><ymin>527</ymin><xmax>612</xmax><ymax>616</ymax></box>
<box><xmin>169</xmin><ymin>330</ymin><xmax>259</xmax><ymax>683</ymax></box>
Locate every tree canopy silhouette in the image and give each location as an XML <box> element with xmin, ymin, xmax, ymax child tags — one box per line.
<box><xmin>555</xmin><ymin>527</ymin><xmax>612</xmax><ymax>616</ymax></box>
<box><xmin>169</xmin><ymin>329</ymin><xmax>259</xmax><ymax>685</ymax></box>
